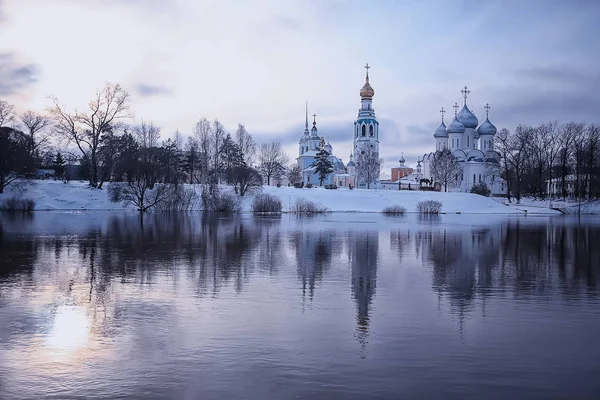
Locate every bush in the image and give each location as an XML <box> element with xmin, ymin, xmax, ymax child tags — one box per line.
<box><xmin>294</xmin><ymin>182</ymin><xmax>304</xmax><ymax>188</ymax></box>
<box><xmin>252</xmin><ymin>193</ymin><xmax>282</xmax><ymax>214</ymax></box>
<box><xmin>382</xmin><ymin>205</ymin><xmax>406</xmax><ymax>215</ymax></box>
<box><xmin>470</xmin><ymin>182</ymin><xmax>491</xmax><ymax>197</ymax></box>
<box><xmin>305</xmin><ymin>183</ymin><xmax>313</xmax><ymax>189</ymax></box>
<box><xmin>416</xmin><ymin>200</ymin><xmax>442</xmax><ymax>214</ymax></box>
<box><xmin>206</xmin><ymin>189</ymin><xmax>240</xmax><ymax>213</ymax></box>
<box><xmin>108</xmin><ymin>181</ymin><xmax>177</xmax><ymax>212</ymax></box>
<box><xmin>155</xmin><ymin>185</ymin><xmax>200</xmax><ymax>211</ymax></box>
<box><xmin>293</xmin><ymin>198</ymin><xmax>330</xmax><ymax>214</ymax></box>
<box><xmin>324</xmin><ymin>184</ymin><xmax>338</xmax><ymax>189</ymax></box>
<box><xmin>0</xmin><ymin>197</ymin><xmax>35</xmax><ymax>212</ymax></box>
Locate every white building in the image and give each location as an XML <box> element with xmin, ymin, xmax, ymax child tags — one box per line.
<box><xmin>296</xmin><ymin>65</ymin><xmax>380</xmax><ymax>188</ymax></box>
<box><xmin>422</xmin><ymin>86</ymin><xmax>506</xmax><ymax>195</ymax></box>
<box><xmin>297</xmin><ymin>104</ymin><xmax>354</xmax><ymax>187</ymax></box>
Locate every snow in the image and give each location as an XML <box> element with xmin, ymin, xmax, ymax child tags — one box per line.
<box><xmin>4</xmin><ymin>181</ymin><xmax>594</xmax><ymax>215</ymax></box>
<box><xmin>494</xmin><ymin>197</ymin><xmax>600</xmax><ymax>215</ymax></box>
<box><xmin>1</xmin><ymin>181</ymin><xmax>126</xmax><ymax>211</ymax></box>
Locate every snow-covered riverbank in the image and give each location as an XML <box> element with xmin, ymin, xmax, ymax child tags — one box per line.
<box><xmin>0</xmin><ymin>181</ymin><xmax>565</xmax><ymax>214</ymax></box>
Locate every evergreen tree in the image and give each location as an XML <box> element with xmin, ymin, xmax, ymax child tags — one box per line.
<box><xmin>52</xmin><ymin>152</ymin><xmax>66</xmax><ymax>180</ymax></box>
<box><xmin>310</xmin><ymin>138</ymin><xmax>334</xmax><ymax>186</ymax></box>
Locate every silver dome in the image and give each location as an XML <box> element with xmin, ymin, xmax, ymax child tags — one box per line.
<box><xmin>446</xmin><ymin>116</ymin><xmax>465</xmax><ymax>134</ymax></box>
<box><xmin>477</xmin><ymin>117</ymin><xmax>497</xmax><ymax>135</ymax></box>
<box><xmin>433</xmin><ymin>121</ymin><xmax>448</xmax><ymax>138</ymax></box>
<box><xmin>457</xmin><ymin>104</ymin><xmax>478</xmax><ymax>129</ymax></box>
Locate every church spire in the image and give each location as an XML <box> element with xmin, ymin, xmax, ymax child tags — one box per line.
<box><xmin>304</xmin><ymin>101</ymin><xmax>310</xmax><ymax>135</ymax></box>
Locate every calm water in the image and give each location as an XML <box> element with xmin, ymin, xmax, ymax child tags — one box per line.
<box><xmin>1</xmin><ymin>212</ymin><xmax>599</xmax><ymax>399</ymax></box>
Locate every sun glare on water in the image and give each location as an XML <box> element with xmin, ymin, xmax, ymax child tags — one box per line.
<box><xmin>44</xmin><ymin>305</ymin><xmax>90</xmax><ymax>357</ymax></box>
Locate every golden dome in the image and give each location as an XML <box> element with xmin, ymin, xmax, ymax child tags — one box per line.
<box><xmin>360</xmin><ymin>75</ymin><xmax>374</xmax><ymax>99</ymax></box>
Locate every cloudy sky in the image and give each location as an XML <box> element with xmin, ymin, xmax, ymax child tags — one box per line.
<box><xmin>1</xmin><ymin>0</ymin><xmax>599</xmax><ymax>169</ymax></box>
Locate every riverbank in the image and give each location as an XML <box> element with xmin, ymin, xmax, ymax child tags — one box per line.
<box><xmin>0</xmin><ymin>181</ymin><xmax>565</xmax><ymax>214</ymax></box>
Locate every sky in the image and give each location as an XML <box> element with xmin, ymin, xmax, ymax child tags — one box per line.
<box><xmin>1</xmin><ymin>0</ymin><xmax>599</xmax><ymax>170</ymax></box>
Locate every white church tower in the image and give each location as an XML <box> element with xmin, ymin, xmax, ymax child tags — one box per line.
<box><xmin>353</xmin><ymin>64</ymin><xmax>380</xmax><ymax>188</ymax></box>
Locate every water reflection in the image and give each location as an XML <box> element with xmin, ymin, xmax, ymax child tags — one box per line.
<box><xmin>1</xmin><ymin>213</ymin><xmax>600</xmax><ymax>398</ymax></box>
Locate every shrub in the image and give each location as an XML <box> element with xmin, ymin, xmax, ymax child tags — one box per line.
<box><xmin>155</xmin><ymin>185</ymin><xmax>200</xmax><ymax>211</ymax></box>
<box><xmin>382</xmin><ymin>204</ymin><xmax>406</xmax><ymax>215</ymax></box>
<box><xmin>206</xmin><ymin>189</ymin><xmax>240</xmax><ymax>213</ymax></box>
<box><xmin>416</xmin><ymin>200</ymin><xmax>442</xmax><ymax>214</ymax></box>
<box><xmin>305</xmin><ymin>183</ymin><xmax>313</xmax><ymax>188</ymax></box>
<box><xmin>252</xmin><ymin>193</ymin><xmax>282</xmax><ymax>214</ymax></box>
<box><xmin>294</xmin><ymin>182</ymin><xmax>304</xmax><ymax>188</ymax></box>
<box><xmin>324</xmin><ymin>184</ymin><xmax>338</xmax><ymax>189</ymax></box>
<box><xmin>108</xmin><ymin>181</ymin><xmax>176</xmax><ymax>212</ymax></box>
<box><xmin>0</xmin><ymin>197</ymin><xmax>35</xmax><ymax>212</ymax></box>
<box><xmin>293</xmin><ymin>198</ymin><xmax>330</xmax><ymax>214</ymax></box>
<box><xmin>470</xmin><ymin>182</ymin><xmax>491</xmax><ymax>197</ymax></box>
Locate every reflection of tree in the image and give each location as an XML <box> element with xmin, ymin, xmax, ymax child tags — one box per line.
<box><xmin>289</xmin><ymin>229</ymin><xmax>335</xmax><ymax>303</ymax></box>
<box><xmin>348</xmin><ymin>230</ymin><xmax>378</xmax><ymax>358</ymax></box>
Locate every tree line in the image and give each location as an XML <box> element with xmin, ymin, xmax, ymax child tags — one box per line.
<box><xmin>496</xmin><ymin>122</ymin><xmax>600</xmax><ymax>201</ymax></box>
<box><xmin>0</xmin><ymin>84</ymin><xmax>291</xmax><ymax>195</ymax></box>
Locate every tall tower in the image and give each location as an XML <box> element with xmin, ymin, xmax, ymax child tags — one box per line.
<box><xmin>353</xmin><ymin>63</ymin><xmax>380</xmax><ymax>188</ymax></box>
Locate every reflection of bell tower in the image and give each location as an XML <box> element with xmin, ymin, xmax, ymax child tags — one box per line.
<box><xmin>348</xmin><ymin>230</ymin><xmax>378</xmax><ymax>358</ymax></box>
<box><xmin>290</xmin><ymin>230</ymin><xmax>334</xmax><ymax>305</ymax></box>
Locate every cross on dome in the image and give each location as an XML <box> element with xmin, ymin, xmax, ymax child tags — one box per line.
<box><xmin>312</xmin><ymin>113</ymin><xmax>317</xmax><ymax>125</ymax></box>
<box><xmin>461</xmin><ymin>85</ymin><xmax>471</xmax><ymax>104</ymax></box>
<box><xmin>440</xmin><ymin>107</ymin><xmax>445</xmax><ymax>122</ymax></box>
<box><xmin>364</xmin><ymin>63</ymin><xmax>370</xmax><ymax>81</ymax></box>
<box><xmin>453</xmin><ymin>102</ymin><xmax>459</xmax><ymax>116</ymax></box>
<box><xmin>484</xmin><ymin>103</ymin><xmax>491</xmax><ymax>118</ymax></box>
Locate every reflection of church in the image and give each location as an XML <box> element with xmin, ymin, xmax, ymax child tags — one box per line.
<box><xmin>348</xmin><ymin>230</ymin><xmax>378</xmax><ymax>357</ymax></box>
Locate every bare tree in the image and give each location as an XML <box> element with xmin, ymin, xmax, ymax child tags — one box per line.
<box><xmin>0</xmin><ymin>100</ymin><xmax>16</xmax><ymax>127</ymax></box>
<box><xmin>20</xmin><ymin>110</ymin><xmax>52</xmax><ymax>160</ymax></box>
<box><xmin>258</xmin><ymin>141</ymin><xmax>289</xmax><ymax>185</ymax></box>
<box><xmin>211</xmin><ymin>119</ymin><xmax>226</xmax><ymax>183</ymax></box>
<box><xmin>355</xmin><ymin>144</ymin><xmax>381</xmax><ymax>189</ymax></box>
<box><xmin>193</xmin><ymin>117</ymin><xmax>212</xmax><ymax>184</ymax></box>
<box><xmin>557</xmin><ymin>122</ymin><xmax>582</xmax><ymax>198</ymax></box>
<box><xmin>287</xmin><ymin>163</ymin><xmax>302</xmax><ymax>186</ymax></box>
<box><xmin>429</xmin><ymin>148</ymin><xmax>462</xmax><ymax>192</ymax></box>
<box><xmin>48</xmin><ymin>83</ymin><xmax>132</xmax><ymax>188</ymax></box>
<box><xmin>235</xmin><ymin>124</ymin><xmax>256</xmax><ymax>165</ymax></box>
<box><xmin>133</xmin><ymin>120</ymin><xmax>161</xmax><ymax>148</ymax></box>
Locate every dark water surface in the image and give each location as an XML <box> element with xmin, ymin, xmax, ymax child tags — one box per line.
<box><xmin>1</xmin><ymin>212</ymin><xmax>599</xmax><ymax>399</ymax></box>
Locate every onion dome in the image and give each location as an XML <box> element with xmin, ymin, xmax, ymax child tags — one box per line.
<box><xmin>347</xmin><ymin>153</ymin><xmax>355</xmax><ymax>167</ymax></box>
<box><xmin>399</xmin><ymin>153</ymin><xmax>406</xmax><ymax>165</ymax></box>
<box><xmin>433</xmin><ymin>121</ymin><xmax>448</xmax><ymax>138</ymax></box>
<box><xmin>446</xmin><ymin>116</ymin><xmax>465</xmax><ymax>134</ymax></box>
<box><xmin>359</xmin><ymin>64</ymin><xmax>374</xmax><ymax>99</ymax></box>
<box><xmin>457</xmin><ymin>104</ymin><xmax>478</xmax><ymax>128</ymax></box>
<box><xmin>299</xmin><ymin>134</ymin><xmax>308</xmax><ymax>144</ymax></box>
<box><xmin>477</xmin><ymin>118</ymin><xmax>497</xmax><ymax>135</ymax></box>
<box><xmin>360</xmin><ymin>81</ymin><xmax>374</xmax><ymax>99</ymax></box>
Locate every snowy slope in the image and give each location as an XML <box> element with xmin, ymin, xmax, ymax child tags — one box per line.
<box><xmin>0</xmin><ymin>181</ymin><xmax>558</xmax><ymax>214</ymax></box>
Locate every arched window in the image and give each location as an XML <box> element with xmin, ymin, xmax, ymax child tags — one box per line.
<box><xmin>361</xmin><ymin>125</ymin><xmax>366</xmax><ymax>137</ymax></box>
<box><xmin>301</xmin><ymin>147</ymin><xmax>304</xmax><ymax>154</ymax></box>
<box><xmin>369</xmin><ymin>125</ymin><xmax>374</xmax><ymax>137</ymax></box>
<box><xmin>356</xmin><ymin>126</ymin><xmax>358</xmax><ymax>138</ymax></box>
<box><xmin>467</xmin><ymin>136</ymin><xmax>469</xmax><ymax>147</ymax></box>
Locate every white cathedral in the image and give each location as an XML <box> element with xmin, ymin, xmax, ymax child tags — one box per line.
<box><xmin>297</xmin><ymin>65</ymin><xmax>380</xmax><ymax>188</ymax></box>
<box><xmin>421</xmin><ymin>86</ymin><xmax>506</xmax><ymax>195</ymax></box>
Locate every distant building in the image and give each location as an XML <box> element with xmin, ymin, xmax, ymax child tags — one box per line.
<box><xmin>421</xmin><ymin>86</ymin><xmax>506</xmax><ymax>196</ymax></box>
<box><xmin>296</xmin><ymin>64</ymin><xmax>381</xmax><ymax>189</ymax></box>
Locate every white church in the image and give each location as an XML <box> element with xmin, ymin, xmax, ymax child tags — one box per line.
<box><xmin>421</xmin><ymin>86</ymin><xmax>506</xmax><ymax>195</ymax></box>
<box><xmin>297</xmin><ymin>65</ymin><xmax>380</xmax><ymax>188</ymax></box>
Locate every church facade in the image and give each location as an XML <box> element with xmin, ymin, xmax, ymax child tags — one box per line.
<box><xmin>296</xmin><ymin>65</ymin><xmax>380</xmax><ymax>188</ymax></box>
<box><xmin>421</xmin><ymin>86</ymin><xmax>506</xmax><ymax>195</ymax></box>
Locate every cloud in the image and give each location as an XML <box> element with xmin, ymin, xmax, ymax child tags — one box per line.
<box><xmin>0</xmin><ymin>53</ymin><xmax>39</xmax><ymax>96</ymax></box>
<box><xmin>134</xmin><ymin>83</ymin><xmax>173</xmax><ymax>97</ymax></box>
